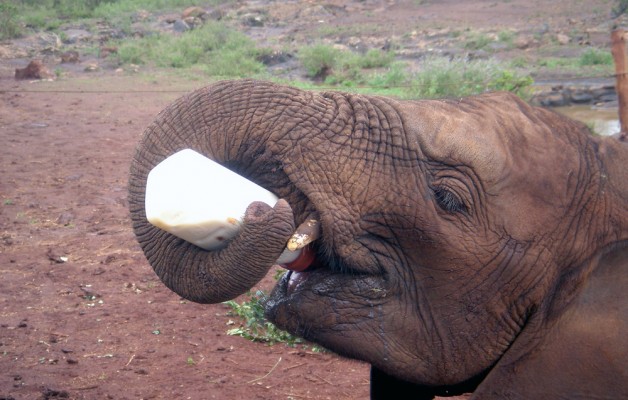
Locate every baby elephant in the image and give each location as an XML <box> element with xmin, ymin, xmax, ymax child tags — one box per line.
<box><xmin>128</xmin><ymin>80</ymin><xmax>627</xmax><ymax>399</ymax></box>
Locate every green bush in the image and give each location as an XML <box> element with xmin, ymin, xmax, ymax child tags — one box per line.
<box><xmin>114</xmin><ymin>21</ymin><xmax>265</xmax><ymax>77</ymax></box>
<box><xmin>299</xmin><ymin>43</ymin><xmax>341</xmax><ymax>79</ymax></box>
<box><xmin>93</xmin><ymin>0</ymin><xmax>218</xmax><ymax>18</ymax></box>
<box><xmin>464</xmin><ymin>32</ymin><xmax>492</xmax><ymax>50</ymax></box>
<box><xmin>0</xmin><ymin>3</ymin><xmax>21</xmax><ymax>39</ymax></box>
<box><xmin>368</xmin><ymin>62</ymin><xmax>408</xmax><ymax>88</ymax></box>
<box><xmin>578</xmin><ymin>48</ymin><xmax>613</xmax><ymax>66</ymax></box>
<box><xmin>488</xmin><ymin>70</ymin><xmax>534</xmax><ymax>96</ymax></box>
<box><xmin>613</xmin><ymin>0</ymin><xmax>628</xmax><ymax>16</ymax></box>
<box><xmin>299</xmin><ymin>44</ymin><xmax>395</xmax><ymax>85</ymax></box>
<box><xmin>358</xmin><ymin>48</ymin><xmax>395</xmax><ymax>69</ymax></box>
<box><xmin>404</xmin><ymin>57</ymin><xmax>533</xmax><ymax>99</ymax></box>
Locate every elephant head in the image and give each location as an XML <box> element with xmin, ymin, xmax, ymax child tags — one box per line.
<box><xmin>128</xmin><ymin>79</ymin><xmax>628</xmax><ymax>399</ymax></box>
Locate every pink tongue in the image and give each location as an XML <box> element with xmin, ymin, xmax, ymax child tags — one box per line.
<box><xmin>280</xmin><ymin>246</ymin><xmax>315</xmax><ymax>272</ymax></box>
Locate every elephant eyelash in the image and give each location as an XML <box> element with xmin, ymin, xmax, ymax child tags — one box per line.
<box><xmin>432</xmin><ymin>186</ymin><xmax>467</xmax><ymax>214</ymax></box>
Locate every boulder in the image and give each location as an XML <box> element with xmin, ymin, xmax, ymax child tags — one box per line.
<box><xmin>538</xmin><ymin>93</ymin><xmax>567</xmax><ymax>107</ymax></box>
<box><xmin>182</xmin><ymin>6</ymin><xmax>206</xmax><ymax>19</ymax></box>
<box><xmin>240</xmin><ymin>13</ymin><xmax>266</xmax><ymax>27</ymax></box>
<box><xmin>173</xmin><ymin>19</ymin><xmax>191</xmax><ymax>32</ymax></box>
<box><xmin>60</xmin><ymin>50</ymin><xmax>80</xmax><ymax>63</ymax></box>
<box><xmin>62</xmin><ymin>29</ymin><xmax>92</xmax><ymax>44</ymax></box>
<box><xmin>569</xmin><ymin>90</ymin><xmax>593</xmax><ymax>103</ymax></box>
<box><xmin>84</xmin><ymin>63</ymin><xmax>99</xmax><ymax>72</ymax></box>
<box><xmin>556</xmin><ymin>33</ymin><xmax>570</xmax><ymax>45</ymax></box>
<box><xmin>100</xmin><ymin>46</ymin><xmax>118</xmax><ymax>58</ymax></box>
<box><xmin>15</xmin><ymin>60</ymin><xmax>54</xmax><ymax>80</ymax></box>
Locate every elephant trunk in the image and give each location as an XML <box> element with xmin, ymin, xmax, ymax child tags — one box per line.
<box><xmin>128</xmin><ymin>80</ymin><xmax>316</xmax><ymax>303</ymax></box>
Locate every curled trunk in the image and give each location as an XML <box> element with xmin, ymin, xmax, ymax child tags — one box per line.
<box><xmin>128</xmin><ymin>80</ymin><xmax>320</xmax><ymax>303</ymax></box>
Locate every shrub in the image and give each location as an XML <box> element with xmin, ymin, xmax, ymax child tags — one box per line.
<box><xmin>0</xmin><ymin>3</ymin><xmax>20</xmax><ymax>39</ymax></box>
<box><xmin>405</xmin><ymin>57</ymin><xmax>533</xmax><ymax>99</ymax></box>
<box><xmin>368</xmin><ymin>62</ymin><xmax>408</xmax><ymax>88</ymax></box>
<box><xmin>613</xmin><ymin>0</ymin><xmax>628</xmax><ymax>16</ymax></box>
<box><xmin>359</xmin><ymin>48</ymin><xmax>395</xmax><ymax>69</ymax></box>
<box><xmin>114</xmin><ymin>21</ymin><xmax>265</xmax><ymax>77</ymax></box>
<box><xmin>464</xmin><ymin>32</ymin><xmax>492</xmax><ymax>50</ymax></box>
<box><xmin>299</xmin><ymin>44</ymin><xmax>395</xmax><ymax>85</ymax></box>
<box><xmin>578</xmin><ymin>48</ymin><xmax>613</xmax><ymax>66</ymax></box>
<box><xmin>298</xmin><ymin>43</ymin><xmax>341</xmax><ymax>79</ymax></box>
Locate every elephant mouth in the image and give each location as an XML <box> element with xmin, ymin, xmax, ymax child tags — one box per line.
<box><xmin>265</xmin><ymin>235</ymin><xmax>389</xmax><ymax>338</ymax></box>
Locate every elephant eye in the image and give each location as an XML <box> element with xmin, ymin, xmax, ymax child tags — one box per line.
<box><xmin>432</xmin><ymin>186</ymin><xmax>467</xmax><ymax>214</ymax></box>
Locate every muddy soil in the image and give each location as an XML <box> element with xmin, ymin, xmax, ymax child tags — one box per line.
<box><xmin>0</xmin><ymin>1</ymin><xmax>620</xmax><ymax>399</ymax></box>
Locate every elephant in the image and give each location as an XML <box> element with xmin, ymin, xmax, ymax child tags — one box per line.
<box><xmin>128</xmin><ymin>79</ymin><xmax>628</xmax><ymax>399</ymax></box>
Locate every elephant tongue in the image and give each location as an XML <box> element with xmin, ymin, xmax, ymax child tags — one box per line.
<box><xmin>279</xmin><ymin>245</ymin><xmax>316</xmax><ymax>272</ymax></box>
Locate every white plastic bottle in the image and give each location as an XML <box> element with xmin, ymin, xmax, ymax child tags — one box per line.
<box><xmin>144</xmin><ymin>149</ymin><xmax>307</xmax><ymax>267</ymax></box>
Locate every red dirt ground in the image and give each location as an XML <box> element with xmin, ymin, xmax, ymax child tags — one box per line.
<box><xmin>0</xmin><ymin>1</ymin><xmax>618</xmax><ymax>399</ymax></box>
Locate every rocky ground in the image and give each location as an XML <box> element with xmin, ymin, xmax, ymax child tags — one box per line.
<box><xmin>1</xmin><ymin>0</ymin><xmax>624</xmax><ymax>104</ymax></box>
<box><xmin>0</xmin><ymin>1</ymin><xmax>624</xmax><ymax>399</ymax></box>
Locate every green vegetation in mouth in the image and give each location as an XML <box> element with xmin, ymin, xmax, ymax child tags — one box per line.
<box><xmin>223</xmin><ymin>289</ymin><xmax>325</xmax><ymax>352</ymax></box>
<box><xmin>224</xmin><ymin>290</ymin><xmax>304</xmax><ymax>346</ymax></box>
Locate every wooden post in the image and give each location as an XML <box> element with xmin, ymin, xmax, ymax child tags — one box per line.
<box><xmin>611</xmin><ymin>29</ymin><xmax>628</xmax><ymax>141</ymax></box>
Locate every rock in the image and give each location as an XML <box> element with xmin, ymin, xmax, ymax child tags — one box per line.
<box><xmin>60</xmin><ymin>50</ymin><xmax>79</xmax><ymax>63</ymax></box>
<box><xmin>569</xmin><ymin>90</ymin><xmax>593</xmax><ymax>103</ymax></box>
<box><xmin>591</xmin><ymin>86</ymin><xmax>616</xmax><ymax>100</ymax></box>
<box><xmin>207</xmin><ymin>9</ymin><xmax>226</xmax><ymax>21</ymax></box>
<box><xmin>182</xmin><ymin>6</ymin><xmax>206</xmax><ymax>19</ymax></box>
<box><xmin>183</xmin><ymin>16</ymin><xmax>202</xmax><ymax>28</ymax></box>
<box><xmin>100</xmin><ymin>46</ymin><xmax>118</xmax><ymax>58</ymax></box>
<box><xmin>62</xmin><ymin>29</ymin><xmax>92</xmax><ymax>44</ymax></box>
<box><xmin>299</xmin><ymin>5</ymin><xmax>333</xmax><ymax>19</ymax></box>
<box><xmin>514</xmin><ymin>35</ymin><xmax>536</xmax><ymax>49</ymax></box>
<box><xmin>133</xmin><ymin>10</ymin><xmax>151</xmax><ymax>22</ymax></box>
<box><xmin>258</xmin><ymin>50</ymin><xmax>293</xmax><ymax>66</ymax></box>
<box><xmin>84</xmin><ymin>63</ymin><xmax>99</xmax><ymax>72</ymax></box>
<box><xmin>15</xmin><ymin>60</ymin><xmax>53</xmax><ymax>80</ymax></box>
<box><xmin>467</xmin><ymin>49</ymin><xmax>490</xmax><ymax>60</ymax></box>
<box><xmin>556</xmin><ymin>33</ymin><xmax>570</xmax><ymax>45</ymax></box>
<box><xmin>597</xmin><ymin>93</ymin><xmax>618</xmax><ymax>103</ymax></box>
<box><xmin>538</xmin><ymin>93</ymin><xmax>567</xmax><ymax>107</ymax></box>
<box><xmin>46</xmin><ymin>248</ymin><xmax>67</xmax><ymax>263</ymax></box>
<box><xmin>240</xmin><ymin>13</ymin><xmax>266</xmax><ymax>27</ymax></box>
<box><xmin>173</xmin><ymin>19</ymin><xmax>190</xmax><ymax>32</ymax></box>
<box><xmin>37</xmin><ymin>32</ymin><xmax>63</xmax><ymax>51</ymax></box>
<box><xmin>56</xmin><ymin>212</ymin><xmax>75</xmax><ymax>226</ymax></box>
<box><xmin>0</xmin><ymin>44</ymin><xmax>28</xmax><ymax>59</ymax></box>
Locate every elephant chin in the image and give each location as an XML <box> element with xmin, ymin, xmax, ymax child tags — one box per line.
<box><xmin>264</xmin><ymin>252</ymin><xmax>391</xmax><ymax>357</ymax></box>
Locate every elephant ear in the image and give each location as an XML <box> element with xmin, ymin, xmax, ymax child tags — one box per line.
<box><xmin>472</xmin><ymin>244</ymin><xmax>628</xmax><ymax>398</ymax></box>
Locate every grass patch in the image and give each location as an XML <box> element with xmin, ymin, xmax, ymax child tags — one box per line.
<box><xmin>613</xmin><ymin>0</ymin><xmax>628</xmax><ymax>16</ymax></box>
<box><xmin>578</xmin><ymin>48</ymin><xmax>613</xmax><ymax>66</ymax></box>
<box><xmin>113</xmin><ymin>21</ymin><xmax>266</xmax><ymax>78</ymax></box>
<box><xmin>298</xmin><ymin>43</ymin><xmax>395</xmax><ymax>84</ymax></box>
<box><xmin>0</xmin><ymin>3</ymin><xmax>21</xmax><ymax>39</ymax></box>
<box><xmin>93</xmin><ymin>0</ymin><xmax>229</xmax><ymax>19</ymax></box>
<box><xmin>2</xmin><ymin>0</ymin><xmax>226</xmax><ymax>36</ymax></box>
<box><xmin>225</xmin><ymin>290</ymin><xmax>315</xmax><ymax>348</ymax></box>
<box><xmin>364</xmin><ymin>57</ymin><xmax>533</xmax><ymax>99</ymax></box>
<box><xmin>298</xmin><ymin>43</ymin><xmax>342</xmax><ymax>79</ymax></box>
<box><xmin>464</xmin><ymin>32</ymin><xmax>492</xmax><ymax>50</ymax></box>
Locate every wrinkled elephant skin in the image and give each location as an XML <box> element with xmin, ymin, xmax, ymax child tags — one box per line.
<box><xmin>128</xmin><ymin>80</ymin><xmax>628</xmax><ymax>399</ymax></box>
